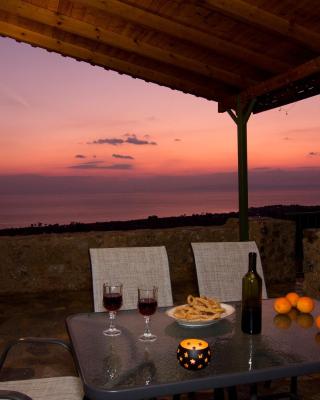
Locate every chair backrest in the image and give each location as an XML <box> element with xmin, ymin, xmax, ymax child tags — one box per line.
<box><xmin>89</xmin><ymin>246</ymin><xmax>173</xmax><ymax>311</ymax></box>
<box><xmin>191</xmin><ymin>241</ymin><xmax>268</xmax><ymax>302</ymax></box>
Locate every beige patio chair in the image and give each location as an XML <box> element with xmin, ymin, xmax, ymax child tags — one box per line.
<box><xmin>0</xmin><ymin>338</ymin><xmax>84</xmax><ymax>400</ymax></box>
<box><xmin>89</xmin><ymin>246</ymin><xmax>173</xmax><ymax>311</ymax></box>
<box><xmin>191</xmin><ymin>241</ymin><xmax>268</xmax><ymax>301</ymax></box>
<box><xmin>191</xmin><ymin>241</ymin><xmax>298</xmax><ymax>400</ymax></box>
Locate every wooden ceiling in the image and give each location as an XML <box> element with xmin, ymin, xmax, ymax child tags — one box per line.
<box><xmin>0</xmin><ymin>0</ymin><xmax>319</xmax><ymax>113</ymax></box>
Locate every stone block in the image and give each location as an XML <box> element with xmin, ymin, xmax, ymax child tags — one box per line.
<box><xmin>303</xmin><ymin>229</ymin><xmax>320</xmax><ymax>273</ymax></box>
<box><xmin>303</xmin><ymin>229</ymin><xmax>320</xmax><ymax>299</ymax></box>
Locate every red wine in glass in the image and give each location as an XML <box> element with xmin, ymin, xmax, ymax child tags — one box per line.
<box><xmin>103</xmin><ymin>293</ymin><xmax>123</xmax><ymax>311</ymax></box>
<box><xmin>138</xmin><ymin>286</ymin><xmax>158</xmax><ymax>342</ymax></box>
<box><xmin>103</xmin><ymin>283</ymin><xmax>123</xmax><ymax>336</ymax></box>
<box><xmin>138</xmin><ymin>298</ymin><xmax>157</xmax><ymax>316</ymax></box>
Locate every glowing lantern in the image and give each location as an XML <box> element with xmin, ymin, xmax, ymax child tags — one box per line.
<box><xmin>177</xmin><ymin>338</ymin><xmax>211</xmax><ymax>370</ymax></box>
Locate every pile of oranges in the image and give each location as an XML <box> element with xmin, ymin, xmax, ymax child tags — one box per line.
<box><xmin>274</xmin><ymin>293</ymin><xmax>314</xmax><ymax>314</ymax></box>
<box><xmin>273</xmin><ymin>292</ymin><xmax>320</xmax><ymax>330</ymax></box>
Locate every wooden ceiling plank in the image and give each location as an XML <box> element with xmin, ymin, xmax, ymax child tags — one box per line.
<box><xmin>205</xmin><ymin>0</ymin><xmax>320</xmax><ymax>52</ymax></box>
<box><xmin>0</xmin><ymin>16</ymin><xmax>228</xmax><ymax>102</ymax></box>
<box><xmin>219</xmin><ymin>55</ymin><xmax>320</xmax><ymax>112</ymax></box>
<box><xmin>74</xmin><ymin>0</ymin><xmax>289</xmax><ymax>74</ymax></box>
<box><xmin>0</xmin><ymin>0</ymin><xmax>254</xmax><ymax>88</ymax></box>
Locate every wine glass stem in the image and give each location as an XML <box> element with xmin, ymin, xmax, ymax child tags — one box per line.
<box><xmin>109</xmin><ymin>311</ymin><xmax>116</xmax><ymax>330</ymax></box>
<box><xmin>144</xmin><ymin>316</ymin><xmax>151</xmax><ymax>337</ymax></box>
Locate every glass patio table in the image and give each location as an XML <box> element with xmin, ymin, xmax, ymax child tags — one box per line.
<box><xmin>66</xmin><ymin>300</ymin><xmax>320</xmax><ymax>400</ymax></box>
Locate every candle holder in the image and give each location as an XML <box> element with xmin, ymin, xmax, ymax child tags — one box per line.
<box><xmin>177</xmin><ymin>338</ymin><xmax>211</xmax><ymax>370</ymax></box>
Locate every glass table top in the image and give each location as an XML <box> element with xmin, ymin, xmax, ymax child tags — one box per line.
<box><xmin>66</xmin><ymin>300</ymin><xmax>320</xmax><ymax>399</ymax></box>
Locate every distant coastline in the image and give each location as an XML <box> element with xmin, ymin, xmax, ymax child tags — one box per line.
<box><xmin>1</xmin><ymin>204</ymin><xmax>320</xmax><ymax>236</ymax></box>
<box><xmin>2</xmin><ymin>188</ymin><xmax>320</xmax><ymax>231</ymax></box>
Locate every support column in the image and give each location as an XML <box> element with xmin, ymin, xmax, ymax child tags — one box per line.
<box><xmin>227</xmin><ymin>98</ymin><xmax>255</xmax><ymax>241</ymax></box>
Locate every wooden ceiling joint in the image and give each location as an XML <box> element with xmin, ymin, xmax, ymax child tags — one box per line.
<box><xmin>0</xmin><ymin>0</ymin><xmax>258</xmax><ymax>88</ymax></box>
<box><xmin>74</xmin><ymin>0</ymin><xmax>290</xmax><ymax>74</ymax></box>
<box><xmin>204</xmin><ymin>0</ymin><xmax>320</xmax><ymax>52</ymax></box>
<box><xmin>0</xmin><ymin>14</ymin><xmax>231</xmax><ymax>102</ymax></box>
<box><xmin>0</xmin><ymin>0</ymin><xmax>319</xmax><ymax>113</ymax></box>
<box><xmin>219</xmin><ymin>56</ymin><xmax>320</xmax><ymax>113</ymax></box>
<box><xmin>253</xmin><ymin>72</ymin><xmax>320</xmax><ymax>113</ymax></box>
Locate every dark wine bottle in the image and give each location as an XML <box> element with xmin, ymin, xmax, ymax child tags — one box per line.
<box><xmin>241</xmin><ymin>252</ymin><xmax>262</xmax><ymax>334</ymax></box>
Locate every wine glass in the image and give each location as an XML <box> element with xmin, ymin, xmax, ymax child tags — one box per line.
<box><xmin>138</xmin><ymin>286</ymin><xmax>158</xmax><ymax>342</ymax></box>
<box><xmin>104</xmin><ymin>340</ymin><xmax>122</xmax><ymax>381</ymax></box>
<box><xmin>103</xmin><ymin>282</ymin><xmax>123</xmax><ymax>336</ymax></box>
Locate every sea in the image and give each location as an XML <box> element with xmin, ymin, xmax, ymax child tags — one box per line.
<box><xmin>1</xmin><ymin>188</ymin><xmax>320</xmax><ymax>229</ymax></box>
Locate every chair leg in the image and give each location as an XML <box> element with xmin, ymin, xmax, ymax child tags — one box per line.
<box><xmin>250</xmin><ymin>378</ymin><xmax>300</xmax><ymax>400</ymax></box>
<box><xmin>263</xmin><ymin>380</ymin><xmax>271</xmax><ymax>389</ymax></box>
<box><xmin>250</xmin><ymin>383</ymin><xmax>258</xmax><ymax>400</ymax></box>
<box><xmin>290</xmin><ymin>376</ymin><xmax>298</xmax><ymax>396</ymax></box>
<box><xmin>227</xmin><ymin>386</ymin><xmax>238</xmax><ymax>400</ymax></box>
<box><xmin>214</xmin><ymin>388</ymin><xmax>225</xmax><ymax>400</ymax></box>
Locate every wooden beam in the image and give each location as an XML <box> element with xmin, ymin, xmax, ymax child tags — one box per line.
<box><xmin>74</xmin><ymin>0</ymin><xmax>289</xmax><ymax>74</ymax></box>
<box><xmin>252</xmin><ymin>75</ymin><xmax>320</xmax><ymax>113</ymax></box>
<box><xmin>205</xmin><ymin>0</ymin><xmax>320</xmax><ymax>52</ymax></box>
<box><xmin>0</xmin><ymin>0</ymin><xmax>254</xmax><ymax>88</ymax></box>
<box><xmin>0</xmin><ymin>15</ymin><xmax>228</xmax><ymax>103</ymax></box>
<box><xmin>219</xmin><ymin>56</ymin><xmax>320</xmax><ymax>112</ymax></box>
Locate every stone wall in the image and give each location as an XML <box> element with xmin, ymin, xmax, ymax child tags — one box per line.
<box><xmin>303</xmin><ymin>229</ymin><xmax>320</xmax><ymax>299</ymax></box>
<box><xmin>0</xmin><ymin>217</ymin><xmax>296</xmax><ymax>303</ymax></box>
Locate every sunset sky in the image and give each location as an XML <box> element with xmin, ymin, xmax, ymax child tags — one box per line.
<box><xmin>1</xmin><ymin>36</ymin><xmax>320</xmax><ymax>190</ymax></box>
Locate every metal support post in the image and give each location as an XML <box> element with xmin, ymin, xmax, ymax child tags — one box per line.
<box><xmin>227</xmin><ymin>98</ymin><xmax>256</xmax><ymax>241</ymax></box>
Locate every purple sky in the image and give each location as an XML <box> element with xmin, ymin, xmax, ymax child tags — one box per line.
<box><xmin>0</xmin><ymin>36</ymin><xmax>320</xmax><ymax>195</ymax></box>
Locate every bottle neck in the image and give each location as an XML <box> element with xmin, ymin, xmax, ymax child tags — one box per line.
<box><xmin>248</xmin><ymin>252</ymin><xmax>257</xmax><ymax>273</ymax></box>
<box><xmin>248</xmin><ymin>264</ymin><xmax>257</xmax><ymax>273</ymax></box>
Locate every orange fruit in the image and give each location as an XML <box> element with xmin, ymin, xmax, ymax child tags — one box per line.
<box><xmin>273</xmin><ymin>314</ymin><xmax>291</xmax><ymax>329</ymax></box>
<box><xmin>286</xmin><ymin>292</ymin><xmax>300</xmax><ymax>307</ymax></box>
<box><xmin>273</xmin><ymin>297</ymin><xmax>292</xmax><ymax>314</ymax></box>
<box><xmin>288</xmin><ymin>308</ymin><xmax>299</xmax><ymax>321</ymax></box>
<box><xmin>297</xmin><ymin>313</ymin><xmax>314</xmax><ymax>329</ymax></box>
<box><xmin>315</xmin><ymin>315</ymin><xmax>320</xmax><ymax>329</ymax></box>
<box><xmin>296</xmin><ymin>296</ymin><xmax>315</xmax><ymax>314</ymax></box>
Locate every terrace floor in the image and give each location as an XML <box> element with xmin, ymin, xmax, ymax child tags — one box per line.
<box><xmin>1</xmin><ymin>280</ymin><xmax>320</xmax><ymax>399</ymax></box>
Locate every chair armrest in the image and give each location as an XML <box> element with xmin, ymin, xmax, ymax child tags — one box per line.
<box><xmin>0</xmin><ymin>337</ymin><xmax>72</xmax><ymax>372</ymax></box>
<box><xmin>0</xmin><ymin>389</ymin><xmax>32</xmax><ymax>400</ymax></box>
